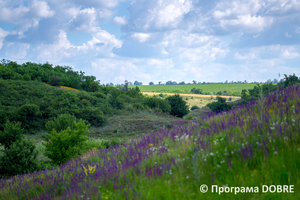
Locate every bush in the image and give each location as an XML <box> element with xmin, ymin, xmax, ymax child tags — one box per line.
<box><xmin>49</xmin><ymin>75</ymin><xmax>61</xmax><ymax>86</ymax></box>
<box><xmin>107</xmin><ymin>90</ymin><xmax>124</xmax><ymax>110</ymax></box>
<box><xmin>143</xmin><ymin>96</ymin><xmax>171</xmax><ymax>113</ymax></box>
<box><xmin>191</xmin><ymin>105</ymin><xmax>200</xmax><ymax>110</ymax></box>
<box><xmin>0</xmin><ymin>120</ymin><xmax>24</xmax><ymax>149</ymax></box>
<box><xmin>132</xmin><ymin>103</ymin><xmax>144</xmax><ymax>110</ymax></box>
<box><xmin>76</xmin><ymin>107</ymin><xmax>106</xmax><ymax>127</ymax></box>
<box><xmin>0</xmin><ymin>138</ymin><xmax>38</xmax><ymax>178</ymax></box>
<box><xmin>166</xmin><ymin>94</ymin><xmax>189</xmax><ymax>118</ymax></box>
<box><xmin>44</xmin><ymin>119</ymin><xmax>90</xmax><ymax>165</ymax></box>
<box><xmin>15</xmin><ymin>103</ymin><xmax>41</xmax><ymax>132</ymax></box>
<box><xmin>207</xmin><ymin>97</ymin><xmax>232</xmax><ymax>113</ymax></box>
<box><xmin>45</xmin><ymin>114</ymin><xmax>78</xmax><ymax>133</ymax></box>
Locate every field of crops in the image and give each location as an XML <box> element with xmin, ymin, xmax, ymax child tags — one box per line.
<box><xmin>1</xmin><ymin>85</ymin><xmax>299</xmax><ymax>199</ymax></box>
<box><xmin>131</xmin><ymin>84</ymin><xmax>257</xmax><ymax>95</ymax></box>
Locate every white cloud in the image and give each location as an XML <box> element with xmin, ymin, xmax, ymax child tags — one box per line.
<box><xmin>66</xmin><ymin>8</ymin><xmax>97</xmax><ymax>32</ymax></box>
<box><xmin>285</xmin><ymin>32</ymin><xmax>292</xmax><ymax>38</ymax></box>
<box><xmin>0</xmin><ymin>1</ymin><xmax>54</xmax><ymax>24</ymax></box>
<box><xmin>220</xmin><ymin>15</ymin><xmax>273</xmax><ymax>33</ymax></box>
<box><xmin>113</xmin><ymin>16</ymin><xmax>127</xmax><ymax>25</ymax></box>
<box><xmin>0</xmin><ymin>28</ymin><xmax>9</xmax><ymax>50</ymax></box>
<box><xmin>132</xmin><ymin>33</ymin><xmax>151</xmax><ymax>43</ymax></box>
<box><xmin>282</xmin><ymin>47</ymin><xmax>299</xmax><ymax>59</ymax></box>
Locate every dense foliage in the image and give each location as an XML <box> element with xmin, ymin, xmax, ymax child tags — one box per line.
<box><xmin>206</xmin><ymin>96</ymin><xmax>232</xmax><ymax>112</ymax></box>
<box><xmin>166</xmin><ymin>94</ymin><xmax>189</xmax><ymax>118</ymax></box>
<box><xmin>44</xmin><ymin>118</ymin><xmax>90</xmax><ymax>165</ymax></box>
<box><xmin>0</xmin><ymin>121</ymin><xmax>38</xmax><ymax>178</ymax></box>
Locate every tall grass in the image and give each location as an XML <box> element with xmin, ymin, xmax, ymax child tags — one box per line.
<box><xmin>0</xmin><ymin>85</ymin><xmax>299</xmax><ymax>199</ymax></box>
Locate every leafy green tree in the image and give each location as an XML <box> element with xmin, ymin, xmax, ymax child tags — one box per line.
<box><xmin>49</xmin><ymin>75</ymin><xmax>61</xmax><ymax>86</ymax></box>
<box><xmin>283</xmin><ymin>73</ymin><xmax>299</xmax><ymax>87</ymax></box>
<box><xmin>207</xmin><ymin>97</ymin><xmax>232</xmax><ymax>113</ymax></box>
<box><xmin>45</xmin><ymin>114</ymin><xmax>78</xmax><ymax>133</ymax></box>
<box><xmin>143</xmin><ymin>96</ymin><xmax>171</xmax><ymax>113</ymax></box>
<box><xmin>15</xmin><ymin>103</ymin><xmax>41</xmax><ymax>132</ymax></box>
<box><xmin>44</xmin><ymin>119</ymin><xmax>90</xmax><ymax>165</ymax></box>
<box><xmin>0</xmin><ymin>120</ymin><xmax>24</xmax><ymax>149</ymax></box>
<box><xmin>166</xmin><ymin>94</ymin><xmax>189</xmax><ymax>118</ymax></box>
<box><xmin>0</xmin><ymin>138</ymin><xmax>38</xmax><ymax>178</ymax></box>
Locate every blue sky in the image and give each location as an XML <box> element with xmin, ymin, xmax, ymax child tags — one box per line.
<box><xmin>0</xmin><ymin>0</ymin><xmax>299</xmax><ymax>84</ymax></box>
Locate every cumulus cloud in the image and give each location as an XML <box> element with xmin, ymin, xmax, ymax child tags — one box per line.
<box><xmin>0</xmin><ymin>1</ymin><xmax>54</xmax><ymax>24</ymax></box>
<box><xmin>132</xmin><ymin>33</ymin><xmax>150</xmax><ymax>42</ymax></box>
<box><xmin>66</xmin><ymin>8</ymin><xmax>97</xmax><ymax>32</ymax></box>
<box><xmin>113</xmin><ymin>16</ymin><xmax>127</xmax><ymax>25</ymax></box>
<box><xmin>0</xmin><ymin>0</ymin><xmax>300</xmax><ymax>84</ymax></box>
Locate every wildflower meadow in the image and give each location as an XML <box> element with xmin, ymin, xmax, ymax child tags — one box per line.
<box><xmin>1</xmin><ymin>85</ymin><xmax>300</xmax><ymax>199</ymax></box>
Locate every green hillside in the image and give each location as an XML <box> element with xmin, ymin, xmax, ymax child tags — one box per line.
<box><xmin>1</xmin><ymin>84</ymin><xmax>299</xmax><ymax>199</ymax></box>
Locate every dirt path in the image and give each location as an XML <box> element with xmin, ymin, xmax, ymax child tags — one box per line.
<box><xmin>141</xmin><ymin>92</ymin><xmax>241</xmax><ymax>99</ymax></box>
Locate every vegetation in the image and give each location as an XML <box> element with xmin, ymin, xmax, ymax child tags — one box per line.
<box><xmin>1</xmin><ymin>83</ymin><xmax>299</xmax><ymax>199</ymax></box>
<box><xmin>44</xmin><ymin>118</ymin><xmax>90</xmax><ymax>165</ymax></box>
<box><xmin>0</xmin><ymin>121</ymin><xmax>38</xmax><ymax>178</ymax></box>
<box><xmin>166</xmin><ymin>94</ymin><xmax>189</xmax><ymax>118</ymax></box>
<box><xmin>207</xmin><ymin>97</ymin><xmax>232</xmax><ymax>113</ymax></box>
<box><xmin>190</xmin><ymin>105</ymin><xmax>200</xmax><ymax>110</ymax></box>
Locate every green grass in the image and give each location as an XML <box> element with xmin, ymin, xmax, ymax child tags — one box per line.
<box><xmin>1</xmin><ymin>86</ymin><xmax>299</xmax><ymax>200</ymax></box>
<box><xmin>131</xmin><ymin>83</ymin><xmax>257</xmax><ymax>94</ymax></box>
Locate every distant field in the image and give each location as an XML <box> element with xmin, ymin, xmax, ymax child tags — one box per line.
<box><xmin>130</xmin><ymin>83</ymin><xmax>257</xmax><ymax>94</ymax></box>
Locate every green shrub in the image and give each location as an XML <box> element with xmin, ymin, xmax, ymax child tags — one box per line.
<box><xmin>44</xmin><ymin>119</ymin><xmax>90</xmax><ymax>165</ymax></box>
<box><xmin>143</xmin><ymin>96</ymin><xmax>171</xmax><ymax>113</ymax></box>
<box><xmin>101</xmin><ymin>139</ymin><xmax>120</xmax><ymax>149</ymax></box>
<box><xmin>132</xmin><ymin>103</ymin><xmax>144</xmax><ymax>110</ymax></box>
<box><xmin>49</xmin><ymin>75</ymin><xmax>61</xmax><ymax>86</ymax></box>
<box><xmin>107</xmin><ymin>90</ymin><xmax>124</xmax><ymax>110</ymax></box>
<box><xmin>76</xmin><ymin>107</ymin><xmax>106</xmax><ymax>127</ymax></box>
<box><xmin>93</xmin><ymin>92</ymin><xmax>106</xmax><ymax>99</ymax></box>
<box><xmin>0</xmin><ymin>138</ymin><xmax>38</xmax><ymax>178</ymax></box>
<box><xmin>166</xmin><ymin>94</ymin><xmax>189</xmax><ymax>118</ymax></box>
<box><xmin>207</xmin><ymin>97</ymin><xmax>232</xmax><ymax>112</ymax></box>
<box><xmin>185</xmin><ymin>115</ymin><xmax>194</xmax><ymax>120</ymax></box>
<box><xmin>0</xmin><ymin>120</ymin><xmax>24</xmax><ymax>149</ymax></box>
<box><xmin>15</xmin><ymin>103</ymin><xmax>41</xmax><ymax>132</ymax></box>
<box><xmin>45</xmin><ymin>114</ymin><xmax>78</xmax><ymax>133</ymax></box>
<box><xmin>191</xmin><ymin>105</ymin><xmax>200</xmax><ymax>110</ymax></box>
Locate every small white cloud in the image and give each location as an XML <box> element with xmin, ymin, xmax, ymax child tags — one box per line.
<box><xmin>285</xmin><ymin>32</ymin><xmax>292</xmax><ymax>38</ymax></box>
<box><xmin>132</xmin><ymin>33</ymin><xmax>150</xmax><ymax>43</ymax></box>
<box><xmin>113</xmin><ymin>16</ymin><xmax>127</xmax><ymax>25</ymax></box>
<box><xmin>161</xmin><ymin>49</ymin><xmax>169</xmax><ymax>55</ymax></box>
<box><xmin>235</xmin><ymin>53</ymin><xmax>256</xmax><ymax>60</ymax></box>
<box><xmin>282</xmin><ymin>48</ymin><xmax>299</xmax><ymax>59</ymax></box>
<box><xmin>220</xmin><ymin>15</ymin><xmax>273</xmax><ymax>33</ymax></box>
<box><xmin>0</xmin><ymin>28</ymin><xmax>9</xmax><ymax>50</ymax></box>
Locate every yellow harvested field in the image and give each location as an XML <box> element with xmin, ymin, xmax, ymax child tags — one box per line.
<box><xmin>141</xmin><ymin>92</ymin><xmax>241</xmax><ymax>99</ymax></box>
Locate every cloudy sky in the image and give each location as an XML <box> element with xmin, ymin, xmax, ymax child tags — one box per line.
<box><xmin>0</xmin><ymin>0</ymin><xmax>299</xmax><ymax>84</ymax></box>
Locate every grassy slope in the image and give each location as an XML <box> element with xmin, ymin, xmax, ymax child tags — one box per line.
<box><xmin>131</xmin><ymin>83</ymin><xmax>257</xmax><ymax>93</ymax></box>
<box><xmin>1</xmin><ymin>85</ymin><xmax>299</xmax><ymax>199</ymax></box>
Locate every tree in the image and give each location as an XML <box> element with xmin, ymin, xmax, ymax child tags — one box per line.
<box><xmin>134</xmin><ymin>80</ymin><xmax>142</xmax><ymax>85</ymax></box>
<box><xmin>149</xmin><ymin>82</ymin><xmax>154</xmax><ymax>85</ymax></box>
<box><xmin>207</xmin><ymin>97</ymin><xmax>232</xmax><ymax>113</ymax></box>
<box><xmin>178</xmin><ymin>81</ymin><xmax>185</xmax><ymax>85</ymax></box>
<box><xmin>166</xmin><ymin>94</ymin><xmax>189</xmax><ymax>118</ymax></box>
<box><xmin>193</xmin><ymin>80</ymin><xmax>197</xmax><ymax>84</ymax></box>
